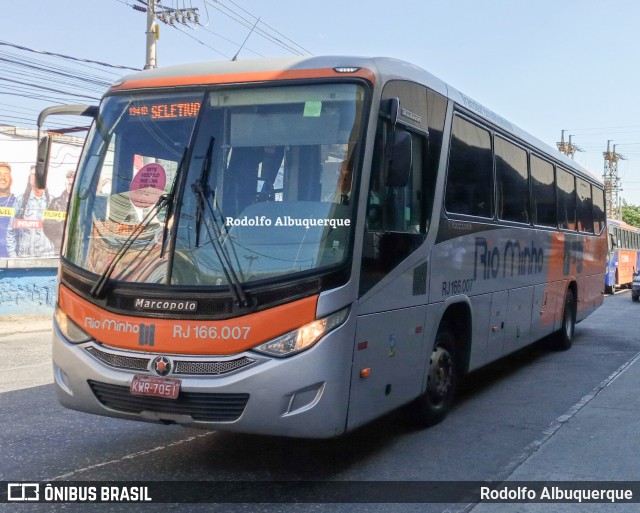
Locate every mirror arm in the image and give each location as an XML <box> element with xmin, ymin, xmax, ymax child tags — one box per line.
<box><xmin>35</xmin><ymin>104</ymin><xmax>98</xmax><ymax>189</ymax></box>
<box><xmin>37</xmin><ymin>104</ymin><xmax>98</xmax><ymax>129</ymax></box>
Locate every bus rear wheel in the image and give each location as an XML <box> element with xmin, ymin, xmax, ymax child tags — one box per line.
<box><xmin>554</xmin><ymin>289</ymin><xmax>576</xmax><ymax>351</ymax></box>
<box><xmin>411</xmin><ymin>331</ymin><xmax>458</xmax><ymax>427</ymax></box>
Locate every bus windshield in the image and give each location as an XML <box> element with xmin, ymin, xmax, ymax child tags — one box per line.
<box><xmin>64</xmin><ymin>83</ymin><xmax>365</xmax><ymax>288</ymax></box>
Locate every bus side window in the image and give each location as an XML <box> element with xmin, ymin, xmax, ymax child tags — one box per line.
<box><xmin>576</xmin><ymin>178</ymin><xmax>593</xmax><ymax>233</ymax></box>
<box><xmin>531</xmin><ymin>155</ymin><xmax>556</xmax><ymax>227</ymax></box>
<box><xmin>593</xmin><ymin>186</ymin><xmax>605</xmax><ymax>234</ymax></box>
<box><xmin>557</xmin><ymin>168</ymin><xmax>576</xmax><ymax>231</ymax></box>
<box><xmin>445</xmin><ymin>116</ymin><xmax>493</xmax><ymax>218</ymax></box>
<box><xmin>496</xmin><ymin>136</ymin><xmax>529</xmax><ymax>224</ymax></box>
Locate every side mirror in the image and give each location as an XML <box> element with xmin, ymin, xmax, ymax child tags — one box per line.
<box><xmin>35</xmin><ymin>135</ymin><xmax>51</xmax><ymax>190</ymax></box>
<box><xmin>386</xmin><ymin>129</ymin><xmax>412</xmax><ymax>187</ymax></box>
<box><xmin>35</xmin><ymin>103</ymin><xmax>98</xmax><ymax>188</ymax></box>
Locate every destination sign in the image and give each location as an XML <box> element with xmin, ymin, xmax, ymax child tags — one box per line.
<box><xmin>128</xmin><ymin>102</ymin><xmax>200</xmax><ymax>120</ymax></box>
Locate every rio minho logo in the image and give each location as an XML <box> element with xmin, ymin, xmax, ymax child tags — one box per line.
<box><xmin>139</xmin><ymin>323</ymin><xmax>156</xmax><ymax>347</ymax></box>
<box><xmin>7</xmin><ymin>483</ymin><xmax>40</xmax><ymax>501</ymax></box>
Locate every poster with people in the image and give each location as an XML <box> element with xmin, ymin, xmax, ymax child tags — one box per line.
<box><xmin>0</xmin><ymin>162</ymin><xmax>16</xmax><ymax>257</ymax></box>
<box><xmin>4</xmin><ymin>166</ymin><xmax>77</xmax><ymax>258</ymax></box>
<box><xmin>0</xmin><ymin>130</ymin><xmax>83</xmax><ymax>258</ymax></box>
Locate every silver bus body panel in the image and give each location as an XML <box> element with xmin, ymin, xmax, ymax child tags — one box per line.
<box><xmin>52</xmin><ymin>313</ymin><xmax>357</xmax><ymax>439</ymax></box>
<box><xmin>347</xmin><ymin>304</ymin><xmax>428</xmax><ymax>431</ymax></box>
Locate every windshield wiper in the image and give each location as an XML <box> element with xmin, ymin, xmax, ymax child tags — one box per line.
<box><xmin>160</xmin><ymin>148</ymin><xmax>187</xmax><ymax>258</ymax></box>
<box><xmin>90</xmin><ymin>190</ymin><xmax>174</xmax><ymax>299</ymax></box>
<box><xmin>192</xmin><ymin>137</ymin><xmax>249</xmax><ymax>307</ymax></box>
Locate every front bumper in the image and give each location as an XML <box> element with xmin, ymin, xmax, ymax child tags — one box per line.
<box><xmin>52</xmin><ymin>315</ymin><xmax>355</xmax><ymax>438</ymax></box>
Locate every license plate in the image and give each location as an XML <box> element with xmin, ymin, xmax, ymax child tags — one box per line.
<box><xmin>130</xmin><ymin>375</ymin><xmax>181</xmax><ymax>399</ymax></box>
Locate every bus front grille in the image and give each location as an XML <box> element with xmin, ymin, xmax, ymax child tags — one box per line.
<box><xmin>85</xmin><ymin>347</ymin><xmax>150</xmax><ymax>371</ymax></box>
<box><xmin>174</xmin><ymin>357</ymin><xmax>256</xmax><ymax>375</ymax></box>
<box><xmin>88</xmin><ymin>380</ymin><xmax>249</xmax><ymax>422</ymax></box>
<box><xmin>85</xmin><ymin>346</ymin><xmax>258</xmax><ymax>376</ymax></box>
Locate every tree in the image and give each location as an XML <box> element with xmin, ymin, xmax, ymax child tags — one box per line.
<box><xmin>621</xmin><ymin>203</ymin><xmax>640</xmax><ymax>228</ymax></box>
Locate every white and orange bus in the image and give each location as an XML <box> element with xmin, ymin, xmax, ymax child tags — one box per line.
<box><xmin>605</xmin><ymin>218</ymin><xmax>640</xmax><ymax>293</ymax></box>
<box><xmin>36</xmin><ymin>56</ymin><xmax>607</xmax><ymax>437</ymax></box>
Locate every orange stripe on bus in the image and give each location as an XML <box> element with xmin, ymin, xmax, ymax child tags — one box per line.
<box><xmin>540</xmin><ymin>231</ymin><xmax>607</xmax><ymax>324</ymax></box>
<box><xmin>58</xmin><ymin>284</ymin><xmax>318</xmax><ymax>355</ymax></box>
<box><xmin>109</xmin><ymin>68</ymin><xmax>376</xmax><ymax>92</ymax></box>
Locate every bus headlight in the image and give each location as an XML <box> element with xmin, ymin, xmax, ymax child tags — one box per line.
<box><xmin>254</xmin><ymin>307</ymin><xmax>349</xmax><ymax>357</ymax></box>
<box><xmin>55</xmin><ymin>304</ymin><xmax>93</xmax><ymax>344</ymax></box>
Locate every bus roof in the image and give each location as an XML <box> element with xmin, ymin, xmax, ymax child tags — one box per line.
<box><xmin>607</xmin><ymin>218</ymin><xmax>639</xmax><ymax>231</ymax></box>
<box><xmin>112</xmin><ymin>55</ymin><xmax>602</xmax><ymax>186</ymax></box>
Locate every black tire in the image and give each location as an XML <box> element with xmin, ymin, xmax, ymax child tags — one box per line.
<box><xmin>410</xmin><ymin>330</ymin><xmax>458</xmax><ymax>427</ymax></box>
<box><xmin>554</xmin><ymin>289</ymin><xmax>576</xmax><ymax>351</ymax></box>
<box><xmin>633</xmin><ymin>295</ymin><xmax>639</xmax><ymax>302</ymax></box>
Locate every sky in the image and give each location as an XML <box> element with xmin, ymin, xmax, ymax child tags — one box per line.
<box><xmin>3</xmin><ymin>0</ymin><xmax>640</xmax><ymax>203</ymax></box>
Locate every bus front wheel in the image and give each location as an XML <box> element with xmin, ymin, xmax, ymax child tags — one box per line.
<box><xmin>411</xmin><ymin>331</ymin><xmax>458</xmax><ymax>427</ymax></box>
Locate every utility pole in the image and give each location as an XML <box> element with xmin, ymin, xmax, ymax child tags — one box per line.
<box><xmin>145</xmin><ymin>0</ymin><xmax>158</xmax><ymax>69</ymax></box>
<box><xmin>131</xmin><ymin>0</ymin><xmax>200</xmax><ymax>70</ymax></box>
<box><xmin>556</xmin><ymin>130</ymin><xmax>582</xmax><ymax>159</ymax></box>
<box><xmin>603</xmin><ymin>140</ymin><xmax>625</xmax><ymax>220</ymax></box>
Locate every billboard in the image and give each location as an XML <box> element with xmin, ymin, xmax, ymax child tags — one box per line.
<box><xmin>0</xmin><ymin>128</ymin><xmax>84</xmax><ymax>258</ymax></box>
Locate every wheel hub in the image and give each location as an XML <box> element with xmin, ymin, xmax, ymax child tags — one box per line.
<box><xmin>428</xmin><ymin>347</ymin><xmax>453</xmax><ymax>403</ymax></box>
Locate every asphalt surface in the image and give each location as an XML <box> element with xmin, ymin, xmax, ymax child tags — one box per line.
<box><xmin>1</xmin><ymin>292</ymin><xmax>639</xmax><ymax>512</ymax></box>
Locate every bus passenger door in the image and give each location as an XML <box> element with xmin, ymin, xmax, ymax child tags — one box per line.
<box><xmin>349</xmin><ymin>83</ymin><xmax>438</xmax><ymax>430</ymax></box>
<box><xmin>348</xmin><ymin>118</ymin><xmax>428</xmax><ymax>429</ymax></box>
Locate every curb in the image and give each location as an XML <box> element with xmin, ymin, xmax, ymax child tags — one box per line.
<box><xmin>0</xmin><ymin>314</ymin><xmax>53</xmax><ymax>337</ymax></box>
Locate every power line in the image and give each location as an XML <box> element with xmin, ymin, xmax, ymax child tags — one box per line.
<box><xmin>0</xmin><ymin>40</ymin><xmax>139</xmax><ymax>71</ymax></box>
<box><xmin>565</xmin><ymin>125</ymin><xmax>640</xmax><ymax>132</ymax></box>
<box><xmin>0</xmin><ymin>0</ymin><xmax>314</xmax><ymax>130</ymax></box>
<box><xmin>196</xmin><ymin>22</ymin><xmax>265</xmax><ymax>58</ymax></box>
<box><xmin>0</xmin><ymin>54</ymin><xmax>115</xmax><ymax>92</ymax></box>
<box><xmin>123</xmin><ymin>0</ymin><xmax>308</xmax><ymax>61</ymax></box>
<box><xmin>0</xmin><ymin>58</ymin><xmax>112</xmax><ymax>89</ymax></box>
<box><xmin>202</xmin><ymin>0</ymin><xmax>308</xmax><ymax>55</ymax></box>
<box><xmin>169</xmin><ymin>21</ymin><xmax>232</xmax><ymax>59</ymax></box>
<box><xmin>222</xmin><ymin>0</ymin><xmax>312</xmax><ymax>55</ymax></box>
<box><xmin>0</xmin><ymin>77</ymin><xmax>101</xmax><ymax>102</ymax></box>
<box><xmin>0</xmin><ymin>40</ymin><xmax>122</xmax><ymax>128</ymax></box>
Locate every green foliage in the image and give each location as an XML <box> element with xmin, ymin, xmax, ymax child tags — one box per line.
<box><xmin>621</xmin><ymin>204</ymin><xmax>640</xmax><ymax>228</ymax></box>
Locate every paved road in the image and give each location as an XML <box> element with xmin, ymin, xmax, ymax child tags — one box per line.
<box><xmin>1</xmin><ymin>292</ymin><xmax>639</xmax><ymax>512</ymax></box>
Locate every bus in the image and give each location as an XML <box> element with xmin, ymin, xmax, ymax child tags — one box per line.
<box><xmin>605</xmin><ymin>218</ymin><xmax>640</xmax><ymax>293</ymax></box>
<box><xmin>36</xmin><ymin>56</ymin><xmax>607</xmax><ymax>438</ymax></box>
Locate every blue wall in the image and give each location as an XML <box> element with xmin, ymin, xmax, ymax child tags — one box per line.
<box><xmin>0</xmin><ymin>259</ymin><xmax>58</xmax><ymax>314</ymax></box>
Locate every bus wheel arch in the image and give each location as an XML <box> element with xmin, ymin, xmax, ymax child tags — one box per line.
<box><xmin>410</xmin><ymin>301</ymin><xmax>471</xmax><ymax>427</ymax></box>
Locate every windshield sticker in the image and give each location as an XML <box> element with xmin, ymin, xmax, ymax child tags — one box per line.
<box><xmin>303</xmin><ymin>100</ymin><xmax>322</xmax><ymax>117</ymax></box>
<box><xmin>129</xmin><ymin>163</ymin><xmax>167</xmax><ymax>208</ymax></box>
